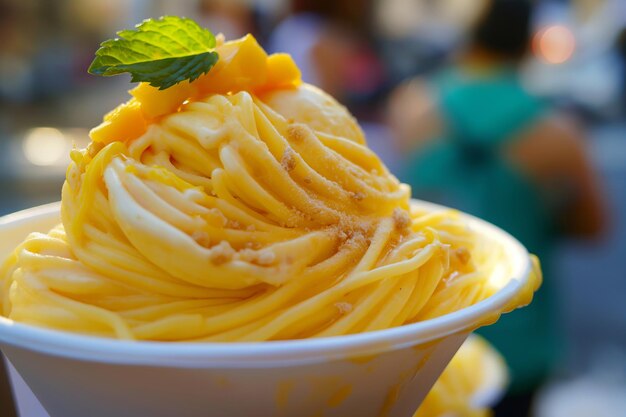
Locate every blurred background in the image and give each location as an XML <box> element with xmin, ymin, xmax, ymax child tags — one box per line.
<box><xmin>0</xmin><ymin>0</ymin><xmax>624</xmax><ymax>416</ymax></box>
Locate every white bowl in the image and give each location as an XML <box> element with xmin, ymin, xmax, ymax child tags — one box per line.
<box><xmin>0</xmin><ymin>201</ymin><xmax>531</xmax><ymax>417</ymax></box>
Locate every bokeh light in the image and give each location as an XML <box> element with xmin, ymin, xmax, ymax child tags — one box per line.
<box><xmin>533</xmin><ymin>25</ymin><xmax>576</xmax><ymax>64</ymax></box>
<box><xmin>22</xmin><ymin>127</ymin><xmax>68</xmax><ymax>166</ymax></box>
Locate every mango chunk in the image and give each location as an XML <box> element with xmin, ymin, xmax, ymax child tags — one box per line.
<box><xmin>130</xmin><ymin>81</ymin><xmax>196</xmax><ymax>118</ymax></box>
<box><xmin>194</xmin><ymin>34</ymin><xmax>268</xmax><ymax>94</ymax></box>
<box><xmin>90</xmin><ymin>98</ymin><xmax>147</xmax><ymax>144</ymax></box>
<box><xmin>264</xmin><ymin>53</ymin><xmax>302</xmax><ymax>90</ymax></box>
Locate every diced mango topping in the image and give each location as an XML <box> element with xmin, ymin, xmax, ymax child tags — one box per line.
<box><xmin>130</xmin><ymin>81</ymin><xmax>194</xmax><ymax>119</ymax></box>
<box><xmin>194</xmin><ymin>34</ymin><xmax>268</xmax><ymax>95</ymax></box>
<box><xmin>90</xmin><ymin>35</ymin><xmax>302</xmax><ymax>144</ymax></box>
<box><xmin>264</xmin><ymin>53</ymin><xmax>302</xmax><ymax>90</ymax></box>
<box><xmin>90</xmin><ymin>98</ymin><xmax>147</xmax><ymax>144</ymax></box>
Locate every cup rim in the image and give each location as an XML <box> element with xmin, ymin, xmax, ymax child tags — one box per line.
<box><xmin>0</xmin><ymin>201</ymin><xmax>531</xmax><ymax>368</ymax></box>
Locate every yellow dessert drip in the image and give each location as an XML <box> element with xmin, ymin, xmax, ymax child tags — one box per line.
<box><xmin>415</xmin><ymin>336</ymin><xmax>506</xmax><ymax>417</ymax></box>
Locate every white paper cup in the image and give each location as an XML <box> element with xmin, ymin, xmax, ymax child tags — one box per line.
<box><xmin>0</xmin><ymin>201</ymin><xmax>532</xmax><ymax>417</ymax></box>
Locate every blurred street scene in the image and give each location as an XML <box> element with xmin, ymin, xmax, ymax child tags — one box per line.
<box><xmin>0</xmin><ymin>0</ymin><xmax>625</xmax><ymax>416</ymax></box>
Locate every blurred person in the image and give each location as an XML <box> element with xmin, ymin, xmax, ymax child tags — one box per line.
<box><xmin>198</xmin><ymin>0</ymin><xmax>256</xmax><ymax>41</ymax></box>
<box><xmin>268</xmin><ymin>0</ymin><xmax>385</xmax><ymax>115</ymax></box>
<box><xmin>387</xmin><ymin>1</ymin><xmax>606</xmax><ymax>416</ymax></box>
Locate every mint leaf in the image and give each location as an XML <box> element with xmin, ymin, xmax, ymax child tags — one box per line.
<box><xmin>88</xmin><ymin>16</ymin><xmax>219</xmax><ymax>90</ymax></box>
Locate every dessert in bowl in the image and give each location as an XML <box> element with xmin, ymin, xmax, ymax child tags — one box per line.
<box><xmin>0</xmin><ymin>17</ymin><xmax>540</xmax><ymax>417</ymax></box>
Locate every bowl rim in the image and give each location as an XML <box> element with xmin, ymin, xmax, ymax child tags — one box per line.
<box><xmin>0</xmin><ymin>201</ymin><xmax>531</xmax><ymax>367</ymax></box>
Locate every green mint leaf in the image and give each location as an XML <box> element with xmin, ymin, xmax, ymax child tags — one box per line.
<box><xmin>88</xmin><ymin>16</ymin><xmax>219</xmax><ymax>90</ymax></box>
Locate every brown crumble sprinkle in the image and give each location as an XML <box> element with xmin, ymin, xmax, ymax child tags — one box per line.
<box><xmin>335</xmin><ymin>302</ymin><xmax>353</xmax><ymax>314</ymax></box>
<box><xmin>392</xmin><ymin>208</ymin><xmax>411</xmax><ymax>230</ymax></box>
<box><xmin>286</xmin><ymin>124</ymin><xmax>307</xmax><ymax>142</ymax></box>
<box><xmin>281</xmin><ymin>147</ymin><xmax>297</xmax><ymax>172</ymax></box>
<box><xmin>351</xmin><ymin>191</ymin><xmax>365</xmax><ymax>201</ymax></box>
<box><xmin>209</xmin><ymin>241</ymin><xmax>235</xmax><ymax>265</ymax></box>
<box><xmin>256</xmin><ymin>250</ymin><xmax>276</xmax><ymax>266</ymax></box>
<box><xmin>191</xmin><ymin>231</ymin><xmax>211</xmax><ymax>247</ymax></box>
<box><xmin>228</xmin><ymin>220</ymin><xmax>242</xmax><ymax>229</ymax></box>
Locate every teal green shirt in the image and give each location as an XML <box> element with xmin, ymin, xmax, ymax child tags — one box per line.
<box><xmin>401</xmin><ymin>67</ymin><xmax>559</xmax><ymax>392</ymax></box>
